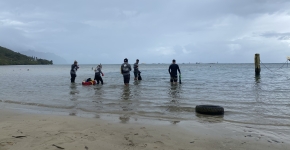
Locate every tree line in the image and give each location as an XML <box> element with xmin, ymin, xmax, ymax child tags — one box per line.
<box><xmin>0</xmin><ymin>46</ymin><xmax>53</xmax><ymax>65</ymax></box>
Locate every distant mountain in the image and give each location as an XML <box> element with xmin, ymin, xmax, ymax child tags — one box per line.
<box><xmin>0</xmin><ymin>46</ymin><xmax>52</xmax><ymax>65</ymax></box>
<box><xmin>20</xmin><ymin>50</ymin><xmax>67</xmax><ymax>64</ymax></box>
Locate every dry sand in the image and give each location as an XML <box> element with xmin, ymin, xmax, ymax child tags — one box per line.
<box><xmin>0</xmin><ymin>109</ymin><xmax>289</xmax><ymax>150</ymax></box>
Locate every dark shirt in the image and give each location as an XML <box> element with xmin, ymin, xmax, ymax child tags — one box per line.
<box><xmin>70</xmin><ymin>64</ymin><xmax>78</xmax><ymax>74</ymax></box>
<box><xmin>168</xmin><ymin>64</ymin><xmax>181</xmax><ymax>76</ymax></box>
<box><xmin>95</xmin><ymin>68</ymin><xmax>103</xmax><ymax>76</ymax></box>
<box><xmin>133</xmin><ymin>63</ymin><xmax>139</xmax><ymax>73</ymax></box>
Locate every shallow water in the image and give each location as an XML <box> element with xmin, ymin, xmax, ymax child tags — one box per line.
<box><xmin>0</xmin><ymin>63</ymin><xmax>290</xmax><ymax>126</ymax></box>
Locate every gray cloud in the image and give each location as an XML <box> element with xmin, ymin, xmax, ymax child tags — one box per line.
<box><xmin>1</xmin><ymin>0</ymin><xmax>290</xmax><ymax>64</ymax></box>
<box><xmin>261</xmin><ymin>32</ymin><xmax>290</xmax><ymax>40</ymax></box>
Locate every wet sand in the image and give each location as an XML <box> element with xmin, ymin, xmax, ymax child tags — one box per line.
<box><xmin>0</xmin><ymin>109</ymin><xmax>289</xmax><ymax>150</ymax></box>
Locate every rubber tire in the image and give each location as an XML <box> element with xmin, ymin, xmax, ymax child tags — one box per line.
<box><xmin>195</xmin><ymin>105</ymin><xmax>224</xmax><ymax>115</ymax></box>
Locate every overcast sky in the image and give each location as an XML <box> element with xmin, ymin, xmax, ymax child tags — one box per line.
<box><xmin>1</xmin><ymin>0</ymin><xmax>290</xmax><ymax>64</ymax></box>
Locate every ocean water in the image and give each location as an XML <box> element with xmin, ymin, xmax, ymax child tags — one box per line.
<box><xmin>0</xmin><ymin>63</ymin><xmax>290</xmax><ymax>126</ymax></box>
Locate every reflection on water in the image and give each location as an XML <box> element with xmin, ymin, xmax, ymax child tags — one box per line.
<box><xmin>121</xmin><ymin>86</ymin><xmax>131</xmax><ymax>101</ymax></box>
<box><xmin>168</xmin><ymin>84</ymin><xmax>181</xmax><ymax>99</ymax></box>
<box><xmin>255</xmin><ymin>75</ymin><xmax>261</xmax><ymax>84</ymax></box>
<box><xmin>195</xmin><ymin>113</ymin><xmax>224</xmax><ymax>123</ymax></box>
<box><xmin>166</xmin><ymin>84</ymin><xmax>182</xmax><ymax>112</ymax></box>
<box><xmin>132</xmin><ymin>81</ymin><xmax>142</xmax><ymax>98</ymax></box>
<box><xmin>69</xmin><ymin>83</ymin><xmax>79</xmax><ymax>96</ymax></box>
<box><xmin>94</xmin><ymin>85</ymin><xmax>104</xmax><ymax>98</ymax></box>
<box><xmin>254</xmin><ymin>75</ymin><xmax>262</xmax><ymax>103</ymax></box>
<box><xmin>69</xmin><ymin>83</ymin><xmax>78</xmax><ymax>116</ymax></box>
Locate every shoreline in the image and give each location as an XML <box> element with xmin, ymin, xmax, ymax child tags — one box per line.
<box><xmin>0</xmin><ymin>108</ymin><xmax>289</xmax><ymax>150</ymax></box>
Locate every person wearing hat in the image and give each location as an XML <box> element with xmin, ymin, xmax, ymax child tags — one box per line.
<box><xmin>133</xmin><ymin>59</ymin><xmax>140</xmax><ymax>80</ymax></box>
<box><xmin>70</xmin><ymin>60</ymin><xmax>79</xmax><ymax>83</ymax></box>
<box><xmin>121</xmin><ymin>58</ymin><xmax>132</xmax><ymax>86</ymax></box>
<box><xmin>168</xmin><ymin>59</ymin><xmax>181</xmax><ymax>84</ymax></box>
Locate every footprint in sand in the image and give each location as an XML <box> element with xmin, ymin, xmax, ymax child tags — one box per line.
<box><xmin>161</xmin><ymin>134</ymin><xmax>171</xmax><ymax>140</ymax></box>
<box><xmin>154</xmin><ymin>141</ymin><xmax>164</xmax><ymax>145</ymax></box>
<box><xmin>86</xmin><ymin>136</ymin><xmax>96</xmax><ymax>141</ymax></box>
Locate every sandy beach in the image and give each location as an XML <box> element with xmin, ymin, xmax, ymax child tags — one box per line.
<box><xmin>0</xmin><ymin>109</ymin><xmax>289</xmax><ymax>150</ymax></box>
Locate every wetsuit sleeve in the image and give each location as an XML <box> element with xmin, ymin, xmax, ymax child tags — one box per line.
<box><xmin>168</xmin><ymin>65</ymin><xmax>171</xmax><ymax>74</ymax></box>
<box><xmin>177</xmin><ymin>65</ymin><xmax>181</xmax><ymax>74</ymax></box>
<box><xmin>129</xmin><ymin>64</ymin><xmax>132</xmax><ymax>71</ymax></box>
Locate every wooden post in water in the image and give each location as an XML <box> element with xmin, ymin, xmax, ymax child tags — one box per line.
<box><xmin>255</xmin><ymin>54</ymin><xmax>261</xmax><ymax>76</ymax></box>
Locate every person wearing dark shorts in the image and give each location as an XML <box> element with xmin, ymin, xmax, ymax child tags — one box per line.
<box><xmin>123</xmin><ymin>74</ymin><xmax>130</xmax><ymax>84</ymax></box>
<box><xmin>168</xmin><ymin>59</ymin><xmax>181</xmax><ymax>84</ymax></box>
<box><xmin>121</xmin><ymin>58</ymin><xmax>132</xmax><ymax>86</ymax></box>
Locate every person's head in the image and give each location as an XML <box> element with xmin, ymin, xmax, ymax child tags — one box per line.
<box><xmin>74</xmin><ymin>60</ymin><xmax>78</xmax><ymax>65</ymax></box>
<box><xmin>97</xmin><ymin>63</ymin><xmax>102</xmax><ymax>69</ymax></box>
<box><xmin>172</xmin><ymin>59</ymin><xmax>176</xmax><ymax>64</ymax></box>
<box><xmin>136</xmin><ymin>59</ymin><xmax>139</xmax><ymax>63</ymax></box>
<box><xmin>124</xmin><ymin>58</ymin><xmax>128</xmax><ymax>63</ymax></box>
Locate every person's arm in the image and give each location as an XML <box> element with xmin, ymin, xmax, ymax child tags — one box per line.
<box><xmin>133</xmin><ymin>63</ymin><xmax>137</xmax><ymax>69</ymax></box>
<box><xmin>129</xmin><ymin>64</ymin><xmax>132</xmax><ymax>71</ymax></box>
<box><xmin>177</xmin><ymin>65</ymin><xmax>181</xmax><ymax>74</ymax></box>
<box><xmin>100</xmin><ymin>69</ymin><xmax>104</xmax><ymax>76</ymax></box>
<box><xmin>120</xmin><ymin>65</ymin><xmax>123</xmax><ymax>74</ymax></box>
<box><xmin>168</xmin><ymin>65</ymin><xmax>171</xmax><ymax>74</ymax></box>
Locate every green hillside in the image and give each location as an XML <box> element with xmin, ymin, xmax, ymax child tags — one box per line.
<box><xmin>0</xmin><ymin>46</ymin><xmax>53</xmax><ymax>65</ymax></box>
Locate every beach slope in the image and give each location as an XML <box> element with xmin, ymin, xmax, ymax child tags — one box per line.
<box><xmin>0</xmin><ymin>110</ymin><xmax>288</xmax><ymax>150</ymax></box>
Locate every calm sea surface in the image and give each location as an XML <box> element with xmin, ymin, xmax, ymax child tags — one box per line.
<box><xmin>0</xmin><ymin>63</ymin><xmax>290</xmax><ymax>126</ymax></box>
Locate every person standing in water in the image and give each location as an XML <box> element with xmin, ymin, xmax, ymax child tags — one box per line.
<box><xmin>168</xmin><ymin>59</ymin><xmax>181</xmax><ymax>84</ymax></box>
<box><xmin>70</xmin><ymin>60</ymin><xmax>79</xmax><ymax>83</ymax></box>
<box><xmin>121</xmin><ymin>58</ymin><xmax>132</xmax><ymax>86</ymax></box>
<box><xmin>94</xmin><ymin>64</ymin><xmax>104</xmax><ymax>85</ymax></box>
<box><xmin>133</xmin><ymin>59</ymin><xmax>140</xmax><ymax>80</ymax></box>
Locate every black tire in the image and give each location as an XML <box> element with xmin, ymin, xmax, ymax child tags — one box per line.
<box><xmin>195</xmin><ymin>105</ymin><xmax>224</xmax><ymax>115</ymax></box>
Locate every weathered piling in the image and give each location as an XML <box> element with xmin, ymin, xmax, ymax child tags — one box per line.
<box><xmin>255</xmin><ymin>54</ymin><xmax>261</xmax><ymax>76</ymax></box>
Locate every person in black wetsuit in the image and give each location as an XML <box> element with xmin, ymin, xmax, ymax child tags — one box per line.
<box><xmin>168</xmin><ymin>59</ymin><xmax>181</xmax><ymax>84</ymax></box>
<box><xmin>70</xmin><ymin>60</ymin><xmax>79</xmax><ymax>83</ymax></box>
